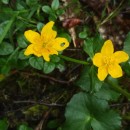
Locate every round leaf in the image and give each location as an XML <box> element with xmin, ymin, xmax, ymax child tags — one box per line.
<box><xmin>94</xmin><ymin>82</ymin><xmax>120</xmax><ymax>101</ymax></box>
<box><xmin>42</xmin><ymin>6</ymin><xmax>53</xmax><ymax>14</ymax></box>
<box><xmin>2</xmin><ymin>0</ymin><xmax>9</xmax><ymax>4</ymax></box>
<box><xmin>43</xmin><ymin>62</ymin><xmax>55</xmax><ymax>74</ymax></box>
<box><xmin>18</xmin><ymin>124</ymin><xmax>33</xmax><ymax>130</ymax></box>
<box><xmin>29</xmin><ymin>57</ymin><xmax>44</xmax><ymax>70</ymax></box>
<box><xmin>79</xmin><ymin>31</ymin><xmax>87</xmax><ymax>39</ymax></box>
<box><xmin>51</xmin><ymin>0</ymin><xmax>60</xmax><ymax>10</ymax></box>
<box><xmin>17</xmin><ymin>35</ymin><xmax>27</xmax><ymax>48</ymax></box>
<box><xmin>37</xmin><ymin>22</ymin><xmax>44</xmax><ymax>32</ymax></box>
<box><xmin>62</xmin><ymin>92</ymin><xmax>121</xmax><ymax>130</ymax></box>
<box><xmin>0</xmin><ymin>42</ymin><xmax>14</xmax><ymax>55</ymax></box>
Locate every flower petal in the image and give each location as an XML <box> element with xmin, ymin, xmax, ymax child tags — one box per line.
<box><xmin>24</xmin><ymin>44</ymin><xmax>34</xmax><ymax>55</ymax></box>
<box><xmin>41</xmin><ymin>21</ymin><xmax>57</xmax><ymax>42</ymax></box>
<box><xmin>47</xmin><ymin>48</ymin><xmax>58</xmax><ymax>55</ymax></box>
<box><xmin>42</xmin><ymin>47</ymin><xmax>58</xmax><ymax>62</ymax></box>
<box><xmin>93</xmin><ymin>53</ymin><xmax>104</xmax><ymax>67</ymax></box>
<box><xmin>24</xmin><ymin>30</ymin><xmax>41</xmax><ymax>44</ymax></box>
<box><xmin>41</xmin><ymin>49</ymin><xmax>51</xmax><ymax>61</ymax></box>
<box><xmin>108</xmin><ymin>64</ymin><xmax>123</xmax><ymax>78</ymax></box>
<box><xmin>101</xmin><ymin>40</ymin><xmax>114</xmax><ymax>55</ymax></box>
<box><xmin>113</xmin><ymin>51</ymin><xmax>129</xmax><ymax>63</ymax></box>
<box><xmin>51</xmin><ymin>38</ymin><xmax>69</xmax><ymax>51</ymax></box>
<box><xmin>97</xmin><ymin>66</ymin><xmax>108</xmax><ymax>81</ymax></box>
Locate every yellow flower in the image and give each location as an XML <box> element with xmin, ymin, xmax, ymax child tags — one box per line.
<box><xmin>24</xmin><ymin>21</ymin><xmax>69</xmax><ymax>61</ymax></box>
<box><xmin>93</xmin><ymin>40</ymin><xmax>129</xmax><ymax>81</ymax></box>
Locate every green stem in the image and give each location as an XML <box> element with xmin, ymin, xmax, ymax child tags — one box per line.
<box><xmin>6</xmin><ymin>47</ymin><xmax>20</xmax><ymax>64</ymax></box>
<box><xmin>107</xmin><ymin>78</ymin><xmax>130</xmax><ymax>99</ymax></box>
<box><xmin>59</xmin><ymin>55</ymin><xmax>89</xmax><ymax>65</ymax></box>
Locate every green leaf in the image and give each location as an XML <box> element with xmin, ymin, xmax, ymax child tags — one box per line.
<box><xmin>51</xmin><ymin>0</ymin><xmax>60</xmax><ymax>10</ymax></box>
<box><xmin>0</xmin><ymin>14</ymin><xmax>17</xmax><ymax>44</ymax></box>
<box><xmin>62</xmin><ymin>92</ymin><xmax>121</xmax><ymax>130</ymax></box>
<box><xmin>26</xmin><ymin>0</ymin><xmax>38</xmax><ymax>6</ymax></box>
<box><xmin>0</xmin><ymin>21</ymin><xmax>8</xmax><ymax>39</ymax></box>
<box><xmin>18</xmin><ymin>50</ymin><xmax>29</xmax><ymax>60</ymax></box>
<box><xmin>29</xmin><ymin>57</ymin><xmax>44</xmax><ymax>70</ymax></box>
<box><xmin>0</xmin><ymin>42</ymin><xmax>14</xmax><ymax>55</ymax></box>
<box><xmin>1</xmin><ymin>64</ymin><xmax>11</xmax><ymax>75</ymax></box>
<box><xmin>56</xmin><ymin>8</ymin><xmax>65</xmax><ymax>16</ymax></box>
<box><xmin>76</xmin><ymin>66</ymin><xmax>91</xmax><ymax>92</ymax></box>
<box><xmin>124</xmin><ymin>32</ymin><xmax>130</xmax><ymax>56</ymax></box>
<box><xmin>17</xmin><ymin>60</ymin><xmax>29</xmax><ymax>69</ymax></box>
<box><xmin>122</xmin><ymin>60</ymin><xmax>130</xmax><ymax>76</ymax></box>
<box><xmin>76</xmin><ymin>66</ymin><xmax>103</xmax><ymax>92</ymax></box>
<box><xmin>49</xmin><ymin>14</ymin><xmax>57</xmax><ymax>21</ymax></box>
<box><xmin>93</xmin><ymin>34</ymin><xmax>104</xmax><ymax>53</ymax></box>
<box><xmin>42</xmin><ymin>6</ymin><xmax>53</xmax><ymax>14</ymax></box>
<box><xmin>17</xmin><ymin>35</ymin><xmax>27</xmax><ymax>48</ymax></box>
<box><xmin>37</xmin><ymin>22</ymin><xmax>44</xmax><ymax>32</ymax></box>
<box><xmin>56</xmin><ymin>63</ymin><xmax>65</xmax><ymax>72</ymax></box>
<box><xmin>0</xmin><ymin>58</ymin><xmax>6</xmax><ymax>67</ymax></box>
<box><xmin>90</xmin><ymin>66</ymin><xmax>103</xmax><ymax>91</ymax></box>
<box><xmin>18</xmin><ymin>124</ymin><xmax>33</xmax><ymax>130</ymax></box>
<box><xmin>91</xmin><ymin>110</ymin><xmax>121</xmax><ymax>130</ymax></box>
<box><xmin>2</xmin><ymin>0</ymin><xmax>9</xmax><ymax>4</ymax></box>
<box><xmin>0</xmin><ymin>119</ymin><xmax>8</xmax><ymax>130</ymax></box>
<box><xmin>51</xmin><ymin>55</ymin><xmax>60</xmax><ymax>63</ymax></box>
<box><xmin>43</xmin><ymin>62</ymin><xmax>55</xmax><ymax>74</ymax></box>
<box><xmin>16</xmin><ymin>2</ymin><xmax>25</xmax><ymax>10</ymax></box>
<box><xmin>83</xmin><ymin>38</ymin><xmax>94</xmax><ymax>59</ymax></box>
<box><xmin>94</xmin><ymin>82</ymin><xmax>120</xmax><ymax>101</ymax></box>
<box><xmin>79</xmin><ymin>31</ymin><xmax>87</xmax><ymax>39</ymax></box>
<box><xmin>59</xmin><ymin>33</ymin><xmax>71</xmax><ymax>43</ymax></box>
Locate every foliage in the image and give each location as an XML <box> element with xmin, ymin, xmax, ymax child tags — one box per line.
<box><xmin>0</xmin><ymin>0</ymin><xmax>130</xmax><ymax>130</ymax></box>
<box><xmin>63</xmin><ymin>92</ymin><xmax>121</xmax><ymax>130</ymax></box>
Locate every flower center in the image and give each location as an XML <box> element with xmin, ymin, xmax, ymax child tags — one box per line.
<box><xmin>103</xmin><ymin>56</ymin><xmax>115</xmax><ymax>66</ymax></box>
<box><xmin>42</xmin><ymin>42</ymin><xmax>47</xmax><ymax>48</ymax></box>
<box><xmin>41</xmin><ymin>36</ymin><xmax>48</xmax><ymax>48</ymax></box>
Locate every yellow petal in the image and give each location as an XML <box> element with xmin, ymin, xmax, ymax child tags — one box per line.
<box><xmin>42</xmin><ymin>49</ymin><xmax>50</xmax><ymax>61</ymax></box>
<box><xmin>24</xmin><ymin>44</ymin><xmax>34</xmax><ymax>55</ymax></box>
<box><xmin>108</xmin><ymin>64</ymin><xmax>123</xmax><ymax>78</ymax></box>
<box><xmin>97</xmin><ymin>66</ymin><xmax>108</xmax><ymax>81</ymax></box>
<box><xmin>101</xmin><ymin>40</ymin><xmax>114</xmax><ymax>55</ymax></box>
<box><xmin>48</xmin><ymin>48</ymin><xmax>58</xmax><ymax>55</ymax></box>
<box><xmin>93</xmin><ymin>53</ymin><xmax>104</xmax><ymax>67</ymax></box>
<box><xmin>113</xmin><ymin>51</ymin><xmax>129</xmax><ymax>63</ymax></box>
<box><xmin>51</xmin><ymin>37</ymin><xmax>69</xmax><ymax>51</ymax></box>
<box><xmin>41</xmin><ymin>21</ymin><xmax>57</xmax><ymax>42</ymax></box>
<box><xmin>24</xmin><ymin>30</ymin><xmax>41</xmax><ymax>44</ymax></box>
<box><xmin>33</xmin><ymin>51</ymin><xmax>42</xmax><ymax>57</ymax></box>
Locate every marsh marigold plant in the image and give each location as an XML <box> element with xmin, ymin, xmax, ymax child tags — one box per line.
<box><xmin>24</xmin><ymin>21</ymin><xmax>69</xmax><ymax>61</ymax></box>
<box><xmin>93</xmin><ymin>40</ymin><xmax>129</xmax><ymax>81</ymax></box>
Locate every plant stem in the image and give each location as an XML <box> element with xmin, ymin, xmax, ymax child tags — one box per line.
<box><xmin>6</xmin><ymin>47</ymin><xmax>20</xmax><ymax>64</ymax></box>
<box><xmin>107</xmin><ymin>78</ymin><xmax>130</xmax><ymax>99</ymax></box>
<box><xmin>59</xmin><ymin>55</ymin><xmax>89</xmax><ymax>65</ymax></box>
